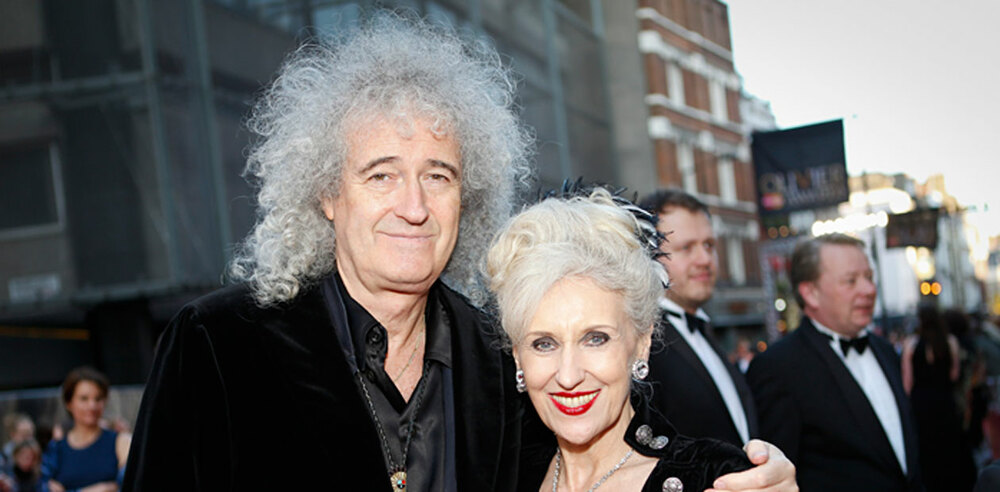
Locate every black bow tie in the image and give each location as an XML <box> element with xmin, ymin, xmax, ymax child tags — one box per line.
<box><xmin>838</xmin><ymin>336</ymin><xmax>869</xmax><ymax>356</ymax></box>
<box><xmin>684</xmin><ymin>313</ymin><xmax>707</xmax><ymax>335</ymax></box>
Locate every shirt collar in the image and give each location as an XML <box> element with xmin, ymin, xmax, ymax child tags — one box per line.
<box><xmin>809</xmin><ymin>318</ymin><xmax>869</xmax><ymax>342</ymax></box>
<box><xmin>658</xmin><ymin>296</ymin><xmax>710</xmax><ymax>323</ymax></box>
<box><xmin>334</xmin><ymin>272</ymin><xmax>452</xmax><ymax>371</ymax></box>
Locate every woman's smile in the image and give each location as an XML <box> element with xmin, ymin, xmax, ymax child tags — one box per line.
<box><xmin>550</xmin><ymin>390</ymin><xmax>601</xmax><ymax>415</ymax></box>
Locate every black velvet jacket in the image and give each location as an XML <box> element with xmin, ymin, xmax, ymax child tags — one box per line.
<box><xmin>121</xmin><ymin>279</ymin><xmax>523</xmax><ymax>491</ymax></box>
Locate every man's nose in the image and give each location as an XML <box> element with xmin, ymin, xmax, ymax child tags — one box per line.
<box><xmin>861</xmin><ymin>276</ymin><xmax>877</xmax><ymax>295</ymax></box>
<box><xmin>395</xmin><ymin>178</ymin><xmax>430</xmax><ymax>224</ymax></box>
<box><xmin>693</xmin><ymin>244</ymin><xmax>712</xmax><ymax>264</ymax></box>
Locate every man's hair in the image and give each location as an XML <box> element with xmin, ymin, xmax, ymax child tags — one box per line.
<box><xmin>637</xmin><ymin>188</ymin><xmax>710</xmax><ymax>218</ymax></box>
<box><xmin>789</xmin><ymin>233</ymin><xmax>866</xmax><ymax>308</ymax></box>
<box><xmin>485</xmin><ymin>187</ymin><xmax>668</xmax><ymax>348</ymax></box>
<box><xmin>61</xmin><ymin>366</ymin><xmax>110</xmax><ymax>405</ymax></box>
<box><xmin>229</xmin><ymin>12</ymin><xmax>533</xmax><ymax>306</ymax></box>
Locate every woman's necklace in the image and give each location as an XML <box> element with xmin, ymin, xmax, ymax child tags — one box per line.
<box><xmin>552</xmin><ymin>447</ymin><xmax>634</xmax><ymax>492</ymax></box>
<box><xmin>358</xmin><ymin>360</ymin><xmax>430</xmax><ymax>492</ymax></box>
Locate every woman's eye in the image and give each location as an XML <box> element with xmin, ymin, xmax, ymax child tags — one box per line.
<box><xmin>583</xmin><ymin>332</ymin><xmax>610</xmax><ymax>346</ymax></box>
<box><xmin>531</xmin><ymin>338</ymin><xmax>557</xmax><ymax>352</ymax></box>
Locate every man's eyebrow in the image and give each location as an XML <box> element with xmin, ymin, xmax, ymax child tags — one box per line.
<box><xmin>356</xmin><ymin>156</ymin><xmax>396</xmax><ymax>175</ymax></box>
<box><xmin>429</xmin><ymin>159</ymin><xmax>460</xmax><ymax>177</ymax></box>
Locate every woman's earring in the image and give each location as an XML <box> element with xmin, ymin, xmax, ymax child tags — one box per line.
<box><xmin>631</xmin><ymin>359</ymin><xmax>649</xmax><ymax>381</ymax></box>
<box><xmin>515</xmin><ymin>369</ymin><xmax>527</xmax><ymax>393</ymax></box>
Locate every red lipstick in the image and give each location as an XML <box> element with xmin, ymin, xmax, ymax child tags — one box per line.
<box><xmin>549</xmin><ymin>390</ymin><xmax>600</xmax><ymax>416</ymax></box>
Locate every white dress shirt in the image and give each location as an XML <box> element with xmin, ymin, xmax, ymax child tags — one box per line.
<box><xmin>812</xmin><ymin>320</ymin><xmax>907</xmax><ymax>473</ymax></box>
<box><xmin>659</xmin><ymin>297</ymin><xmax>750</xmax><ymax>444</ymax></box>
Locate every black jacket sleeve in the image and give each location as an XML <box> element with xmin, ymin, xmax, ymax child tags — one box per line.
<box><xmin>121</xmin><ymin>306</ymin><xmax>233</xmax><ymax>491</ymax></box>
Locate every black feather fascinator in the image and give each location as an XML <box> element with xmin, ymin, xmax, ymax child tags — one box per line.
<box><xmin>538</xmin><ymin>178</ymin><xmax>668</xmax><ymax>268</ymax></box>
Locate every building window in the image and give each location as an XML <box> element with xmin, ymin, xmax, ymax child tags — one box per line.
<box><xmin>677</xmin><ymin>141</ymin><xmax>696</xmax><ymax>194</ymax></box>
<box><xmin>709</xmin><ymin>78</ymin><xmax>727</xmax><ymax>122</ymax></box>
<box><xmin>718</xmin><ymin>156</ymin><xmax>737</xmax><ymax>204</ymax></box>
<box><xmin>727</xmin><ymin>236</ymin><xmax>746</xmax><ymax>285</ymax></box>
<box><xmin>0</xmin><ymin>144</ymin><xmax>61</xmax><ymax>234</ymax></box>
<box><xmin>667</xmin><ymin>62</ymin><xmax>685</xmax><ymax>107</ymax></box>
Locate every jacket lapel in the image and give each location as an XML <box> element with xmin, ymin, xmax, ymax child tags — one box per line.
<box><xmin>266</xmin><ymin>283</ymin><xmax>392</xmax><ymax>490</ymax></box>
<box><xmin>658</xmin><ymin>314</ymin><xmax>751</xmax><ymax>440</ymax></box>
<box><xmin>799</xmin><ymin>319</ymin><xmax>903</xmax><ymax>475</ymax></box>
<box><xmin>699</xmin><ymin>325</ymin><xmax>759</xmax><ymax>439</ymax></box>
<box><xmin>870</xmin><ymin>336</ymin><xmax>919</xmax><ymax>480</ymax></box>
<box><xmin>658</xmin><ymin>315</ymin><xmax>717</xmax><ymax>391</ymax></box>
<box><xmin>712</xmin><ymin>339</ymin><xmax>759</xmax><ymax>438</ymax></box>
<box><xmin>442</xmin><ymin>286</ymin><xmax>505</xmax><ymax>491</ymax></box>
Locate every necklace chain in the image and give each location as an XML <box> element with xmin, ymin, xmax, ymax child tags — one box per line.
<box><xmin>552</xmin><ymin>447</ymin><xmax>634</xmax><ymax>492</ymax></box>
<box><xmin>357</xmin><ymin>360</ymin><xmax>430</xmax><ymax>490</ymax></box>
<box><xmin>395</xmin><ymin>327</ymin><xmax>424</xmax><ymax>380</ymax></box>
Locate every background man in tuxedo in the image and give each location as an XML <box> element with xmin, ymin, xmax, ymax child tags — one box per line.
<box><xmin>638</xmin><ymin>189</ymin><xmax>758</xmax><ymax>447</ymax></box>
<box><xmin>747</xmin><ymin>233</ymin><xmax>921</xmax><ymax>491</ymax></box>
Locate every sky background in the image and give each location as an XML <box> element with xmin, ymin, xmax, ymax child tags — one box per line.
<box><xmin>726</xmin><ymin>0</ymin><xmax>1000</xmax><ymax>235</ymax></box>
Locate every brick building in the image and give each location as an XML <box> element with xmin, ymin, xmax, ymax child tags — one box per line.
<box><xmin>631</xmin><ymin>0</ymin><xmax>769</xmax><ymax>338</ymax></box>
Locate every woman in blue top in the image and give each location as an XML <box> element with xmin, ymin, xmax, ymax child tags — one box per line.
<box><xmin>41</xmin><ymin>367</ymin><xmax>130</xmax><ymax>492</ymax></box>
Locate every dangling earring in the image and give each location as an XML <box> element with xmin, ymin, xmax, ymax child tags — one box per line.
<box><xmin>631</xmin><ymin>359</ymin><xmax>649</xmax><ymax>381</ymax></box>
<box><xmin>515</xmin><ymin>369</ymin><xmax>526</xmax><ymax>393</ymax></box>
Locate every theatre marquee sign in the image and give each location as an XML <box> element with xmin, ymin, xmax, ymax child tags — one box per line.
<box><xmin>751</xmin><ymin>120</ymin><xmax>849</xmax><ymax>216</ymax></box>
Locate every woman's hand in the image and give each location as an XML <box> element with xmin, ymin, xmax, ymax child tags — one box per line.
<box><xmin>48</xmin><ymin>480</ymin><xmax>67</xmax><ymax>492</ymax></box>
<box><xmin>706</xmin><ymin>439</ymin><xmax>797</xmax><ymax>492</ymax></box>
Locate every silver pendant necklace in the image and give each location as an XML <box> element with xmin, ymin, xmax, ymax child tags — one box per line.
<box><xmin>551</xmin><ymin>447</ymin><xmax>634</xmax><ymax>492</ymax></box>
<box><xmin>357</xmin><ymin>360</ymin><xmax>430</xmax><ymax>492</ymax></box>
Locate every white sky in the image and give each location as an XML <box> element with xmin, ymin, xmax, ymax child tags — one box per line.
<box><xmin>726</xmin><ymin>0</ymin><xmax>1000</xmax><ymax>235</ymax></box>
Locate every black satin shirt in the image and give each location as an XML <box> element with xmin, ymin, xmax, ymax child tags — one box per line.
<box><xmin>332</xmin><ymin>273</ymin><xmax>456</xmax><ymax>492</ymax></box>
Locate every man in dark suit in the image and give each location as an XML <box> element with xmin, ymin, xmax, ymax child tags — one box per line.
<box><xmin>747</xmin><ymin>233</ymin><xmax>922</xmax><ymax>491</ymax></box>
<box><xmin>639</xmin><ymin>189</ymin><xmax>758</xmax><ymax>447</ymax></box>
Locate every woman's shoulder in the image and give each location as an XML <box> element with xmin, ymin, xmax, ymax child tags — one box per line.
<box><xmin>657</xmin><ymin>434</ymin><xmax>752</xmax><ymax>468</ymax></box>
<box><xmin>640</xmin><ymin>436</ymin><xmax>752</xmax><ymax>492</ymax></box>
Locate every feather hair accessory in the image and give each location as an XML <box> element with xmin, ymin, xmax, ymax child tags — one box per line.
<box><xmin>538</xmin><ymin>178</ymin><xmax>668</xmax><ymax>268</ymax></box>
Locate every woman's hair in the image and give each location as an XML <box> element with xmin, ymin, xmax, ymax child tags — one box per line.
<box><xmin>61</xmin><ymin>366</ymin><xmax>109</xmax><ymax>405</ymax></box>
<box><xmin>917</xmin><ymin>302</ymin><xmax>951</xmax><ymax>366</ymax></box>
<box><xmin>485</xmin><ymin>187</ymin><xmax>668</xmax><ymax>348</ymax></box>
<box><xmin>229</xmin><ymin>12</ymin><xmax>533</xmax><ymax>306</ymax></box>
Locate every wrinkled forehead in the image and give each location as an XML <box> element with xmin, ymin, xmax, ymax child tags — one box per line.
<box><xmin>341</xmin><ymin>99</ymin><xmax>456</xmax><ymax>143</ymax></box>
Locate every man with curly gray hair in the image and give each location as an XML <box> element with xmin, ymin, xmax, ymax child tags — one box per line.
<box><xmin>122</xmin><ymin>13</ymin><xmax>530</xmax><ymax>492</ymax></box>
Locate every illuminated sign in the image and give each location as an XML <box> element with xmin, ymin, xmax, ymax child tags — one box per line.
<box><xmin>752</xmin><ymin>120</ymin><xmax>849</xmax><ymax>216</ymax></box>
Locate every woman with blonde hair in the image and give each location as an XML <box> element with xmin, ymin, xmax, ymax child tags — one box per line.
<box><xmin>486</xmin><ymin>187</ymin><xmax>754</xmax><ymax>491</ymax></box>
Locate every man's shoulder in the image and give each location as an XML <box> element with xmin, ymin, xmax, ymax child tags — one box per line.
<box><xmin>749</xmin><ymin>323</ymin><xmax>812</xmax><ymax>372</ymax></box>
<box><xmin>175</xmin><ymin>282</ymin><xmax>325</xmax><ymax>332</ymax></box>
<box><xmin>186</xmin><ymin>283</ymin><xmax>255</xmax><ymax>312</ymax></box>
<box><xmin>436</xmin><ymin>281</ymin><xmax>495</xmax><ymax>331</ymax></box>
